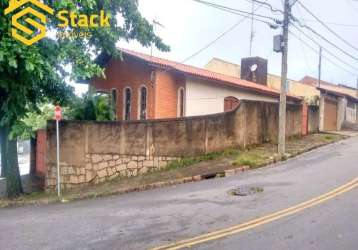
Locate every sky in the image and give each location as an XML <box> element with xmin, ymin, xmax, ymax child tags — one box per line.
<box><xmin>73</xmin><ymin>0</ymin><xmax>358</xmax><ymax>94</ymax></box>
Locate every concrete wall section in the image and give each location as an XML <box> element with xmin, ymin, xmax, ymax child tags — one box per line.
<box><xmin>205</xmin><ymin>58</ymin><xmax>241</xmax><ymax>78</ymax></box>
<box><xmin>319</xmin><ymin>95</ymin><xmax>325</xmax><ymax>131</ymax></box>
<box><xmin>308</xmin><ymin>106</ymin><xmax>319</xmax><ymax>133</ymax></box>
<box><xmin>185</xmin><ymin>78</ymin><xmax>277</xmax><ymax>117</ymax></box>
<box><xmin>45</xmin><ymin>101</ymin><xmax>304</xmax><ymax>191</ymax></box>
<box><xmin>337</xmin><ymin>97</ymin><xmax>347</xmax><ymax>130</ymax></box>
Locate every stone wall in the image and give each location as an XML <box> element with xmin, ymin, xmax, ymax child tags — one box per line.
<box><xmin>44</xmin><ymin>100</ymin><xmax>303</xmax><ymax>191</ymax></box>
<box><xmin>46</xmin><ymin>154</ymin><xmax>177</xmax><ymax>190</ymax></box>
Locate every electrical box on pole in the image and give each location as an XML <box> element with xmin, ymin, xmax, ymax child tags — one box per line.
<box><xmin>273</xmin><ymin>35</ymin><xmax>283</xmax><ymax>53</ymax></box>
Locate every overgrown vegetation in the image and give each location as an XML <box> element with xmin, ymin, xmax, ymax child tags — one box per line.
<box><xmin>10</xmin><ymin>92</ymin><xmax>116</xmax><ymax>140</ymax></box>
<box><xmin>323</xmin><ymin>135</ymin><xmax>335</xmax><ymax>141</ymax></box>
<box><xmin>233</xmin><ymin>153</ymin><xmax>270</xmax><ymax>168</ymax></box>
<box><xmin>166</xmin><ymin>148</ymin><xmax>240</xmax><ymax>171</ymax></box>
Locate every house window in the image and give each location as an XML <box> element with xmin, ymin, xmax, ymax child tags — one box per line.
<box><xmin>178</xmin><ymin>87</ymin><xmax>185</xmax><ymax>117</ymax></box>
<box><xmin>111</xmin><ymin>88</ymin><xmax>117</xmax><ymax>118</ymax></box>
<box><xmin>124</xmin><ymin>87</ymin><xmax>132</xmax><ymax>120</ymax></box>
<box><xmin>139</xmin><ymin>86</ymin><xmax>147</xmax><ymax>120</ymax></box>
<box><xmin>224</xmin><ymin>96</ymin><xmax>240</xmax><ymax>112</ymax></box>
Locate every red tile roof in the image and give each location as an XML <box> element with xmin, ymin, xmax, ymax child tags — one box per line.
<box><xmin>301</xmin><ymin>76</ymin><xmax>358</xmax><ymax>101</ymax></box>
<box><xmin>121</xmin><ymin>49</ymin><xmax>301</xmax><ymax>101</ymax></box>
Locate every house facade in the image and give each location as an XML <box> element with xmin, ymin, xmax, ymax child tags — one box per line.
<box><xmin>205</xmin><ymin>57</ymin><xmax>358</xmax><ymax>131</ymax></box>
<box><xmin>205</xmin><ymin>58</ymin><xmax>320</xmax><ymax>104</ymax></box>
<box><xmin>91</xmin><ymin>49</ymin><xmax>301</xmax><ymax>121</ymax></box>
<box><xmin>300</xmin><ymin>76</ymin><xmax>358</xmax><ymax>131</ymax></box>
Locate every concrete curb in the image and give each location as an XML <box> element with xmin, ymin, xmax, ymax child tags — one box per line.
<box><xmin>80</xmin><ymin>165</ymin><xmax>251</xmax><ymax>199</ymax></box>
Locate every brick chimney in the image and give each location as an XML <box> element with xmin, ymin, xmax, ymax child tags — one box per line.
<box><xmin>240</xmin><ymin>57</ymin><xmax>268</xmax><ymax>85</ymax></box>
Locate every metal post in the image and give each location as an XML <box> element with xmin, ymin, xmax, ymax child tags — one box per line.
<box><xmin>355</xmin><ymin>78</ymin><xmax>358</xmax><ymax>123</ymax></box>
<box><xmin>56</xmin><ymin>120</ymin><xmax>61</xmax><ymax>197</ymax></box>
<box><xmin>278</xmin><ymin>0</ymin><xmax>291</xmax><ymax>156</ymax></box>
<box><xmin>249</xmin><ymin>0</ymin><xmax>255</xmax><ymax>56</ymax></box>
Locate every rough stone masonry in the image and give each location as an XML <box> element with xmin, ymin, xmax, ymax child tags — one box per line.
<box><xmin>46</xmin><ymin>154</ymin><xmax>178</xmax><ymax>191</ymax></box>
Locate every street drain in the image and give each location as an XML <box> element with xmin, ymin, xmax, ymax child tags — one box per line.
<box><xmin>201</xmin><ymin>172</ymin><xmax>225</xmax><ymax>180</ymax></box>
<box><xmin>227</xmin><ymin>186</ymin><xmax>264</xmax><ymax>196</ymax></box>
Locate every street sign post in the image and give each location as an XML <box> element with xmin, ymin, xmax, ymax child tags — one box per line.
<box><xmin>55</xmin><ymin>106</ymin><xmax>62</xmax><ymax>197</ymax></box>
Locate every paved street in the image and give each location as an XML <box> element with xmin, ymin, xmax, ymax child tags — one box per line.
<box><xmin>0</xmin><ymin>137</ymin><xmax>357</xmax><ymax>250</ymax></box>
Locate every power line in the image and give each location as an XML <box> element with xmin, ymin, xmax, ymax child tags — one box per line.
<box><xmin>295</xmin><ymin>5</ymin><xmax>315</xmax><ymax>73</ymax></box>
<box><xmin>289</xmin><ymin>30</ymin><xmax>357</xmax><ymax>76</ymax></box>
<box><xmin>249</xmin><ymin>0</ymin><xmax>284</xmax><ymax>13</ymax></box>
<box><xmin>291</xmin><ymin>16</ymin><xmax>358</xmax><ymax>62</ymax></box>
<box><xmin>296</xmin><ymin>0</ymin><xmax>358</xmax><ymax>53</ymax></box>
<box><xmin>181</xmin><ymin>18</ymin><xmax>250</xmax><ymax>63</ymax></box>
<box><xmin>299</xmin><ymin>19</ymin><xmax>358</xmax><ymax>28</ymax></box>
<box><xmin>191</xmin><ymin>0</ymin><xmax>281</xmax><ymax>25</ymax></box>
<box><xmin>182</xmin><ymin>7</ymin><xmax>268</xmax><ymax>63</ymax></box>
<box><xmin>291</xmin><ymin>23</ymin><xmax>358</xmax><ymax>72</ymax></box>
<box><xmin>170</xmin><ymin>2</ymin><xmax>267</xmax><ymax>67</ymax></box>
<box><xmin>290</xmin><ymin>24</ymin><xmax>358</xmax><ymax>74</ymax></box>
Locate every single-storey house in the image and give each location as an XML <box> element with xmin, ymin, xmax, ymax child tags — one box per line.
<box><xmin>90</xmin><ymin>49</ymin><xmax>301</xmax><ymax>121</ymax></box>
<box><xmin>205</xmin><ymin>57</ymin><xmax>320</xmax><ymax>104</ymax></box>
<box><xmin>300</xmin><ymin>76</ymin><xmax>358</xmax><ymax>131</ymax></box>
<box><xmin>204</xmin><ymin>57</ymin><xmax>358</xmax><ymax>132</ymax></box>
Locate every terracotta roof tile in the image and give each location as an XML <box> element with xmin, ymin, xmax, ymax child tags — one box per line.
<box><xmin>301</xmin><ymin>76</ymin><xmax>357</xmax><ymax>100</ymax></box>
<box><xmin>121</xmin><ymin>48</ymin><xmax>301</xmax><ymax>101</ymax></box>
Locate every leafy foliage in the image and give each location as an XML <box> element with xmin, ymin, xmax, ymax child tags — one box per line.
<box><xmin>11</xmin><ymin>93</ymin><xmax>116</xmax><ymax>140</ymax></box>
<box><xmin>0</xmin><ymin>0</ymin><xmax>169</xmax><ymax>197</ymax></box>
<box><xmin>66</xmin><ymin>92</ymin><xmax>115</xmax><ymax>121</ymax></box>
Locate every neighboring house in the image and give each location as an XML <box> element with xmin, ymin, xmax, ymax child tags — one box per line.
<box><xmin>205</xmin><ymin>58</ymin><xmax>320</xmax><ymax>104</ymax></box>
<box><xmin>300</xmin><ymin>76</ymin><xmax>358</xmax><ymax>131</ymax></box>
<box><xmin>90</xmin><ymin>49</ymin><xmax>301</xmax><ymax>121</ymax></box>
<box><xmin>205</xmin><ymin>57</ymin><xmax>358</xmax><ymax>131</ymax></box>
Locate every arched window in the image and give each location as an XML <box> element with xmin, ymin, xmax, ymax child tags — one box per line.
<box><xmin>123</xmin><ymin>87</ymin><xmax>132</xmax><ymax>120</ymax></box>
<box><xmin>138</xmin><ymin>86</ymin><xmax>147</xmax><ymax>120</ymax></box>
<box><xmin>224</xmin><ymin>96</ymin><xmax>240</xmax><ymax>112</ymax></box>
<box><xmin>111</xmin><ymin>88</ymin><xmax>117</xmax><ymax>118</ymax></box>
<box><xmin>177</xmin><ymin>87</ymin><xmax>185</xmax><ymax>117</ymax></box>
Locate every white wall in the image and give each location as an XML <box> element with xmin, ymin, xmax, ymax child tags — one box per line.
<box><xmin>185</xmin><ymin>77</ymin><xmax>277</xmax><ymax>117</ymax></box>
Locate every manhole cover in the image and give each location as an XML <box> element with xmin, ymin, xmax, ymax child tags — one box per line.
<box><xmin>228</xmin><ymin>186</ymin><xmax>264</xmax><ymax>196</ymax></box>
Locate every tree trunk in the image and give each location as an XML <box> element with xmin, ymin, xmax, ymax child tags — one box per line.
<box><xmin>6</xmin><ymin>137</ymin><xmax>23</xmax><ymax>198</ymax></box>
<box><xmin>0</xmin><ymin>125</ymin><xmax>8</xmax><ymax>178</ymax></box>
<box><xmin>2</xmin><ymin>125</ymin><xmax>23</xmax><ymax>198</ymax></box>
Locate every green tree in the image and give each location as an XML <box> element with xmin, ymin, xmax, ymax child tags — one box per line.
<box><xmin>10</xmin><ymin>104</ymin><xmax>55</xmax><ymax>140</ymax></box>
<box><xmin>0</xmin><ymin>0</ymin><xmax>169</xmax><ymax>197</ymax></box>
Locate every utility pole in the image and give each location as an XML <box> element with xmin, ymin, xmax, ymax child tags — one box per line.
<box><xmin>318</xmin><ymin>47</ymin><xmax>322</xmax><ymax>88</ymax></box>
<box><xmin>249</xmin><ymin>1</ymin><xmax>255</xmax><ymax>56</ymax></box>
<box><xmin>278</xmin><ymin>0</ymin><xmax>291</xmax><ymax>156</ymax></box>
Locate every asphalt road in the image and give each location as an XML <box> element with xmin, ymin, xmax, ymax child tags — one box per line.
<box><xmin>0</xmin><ymin>137</ymin><xmax>358</xmax><ymax>250</ymax></box>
